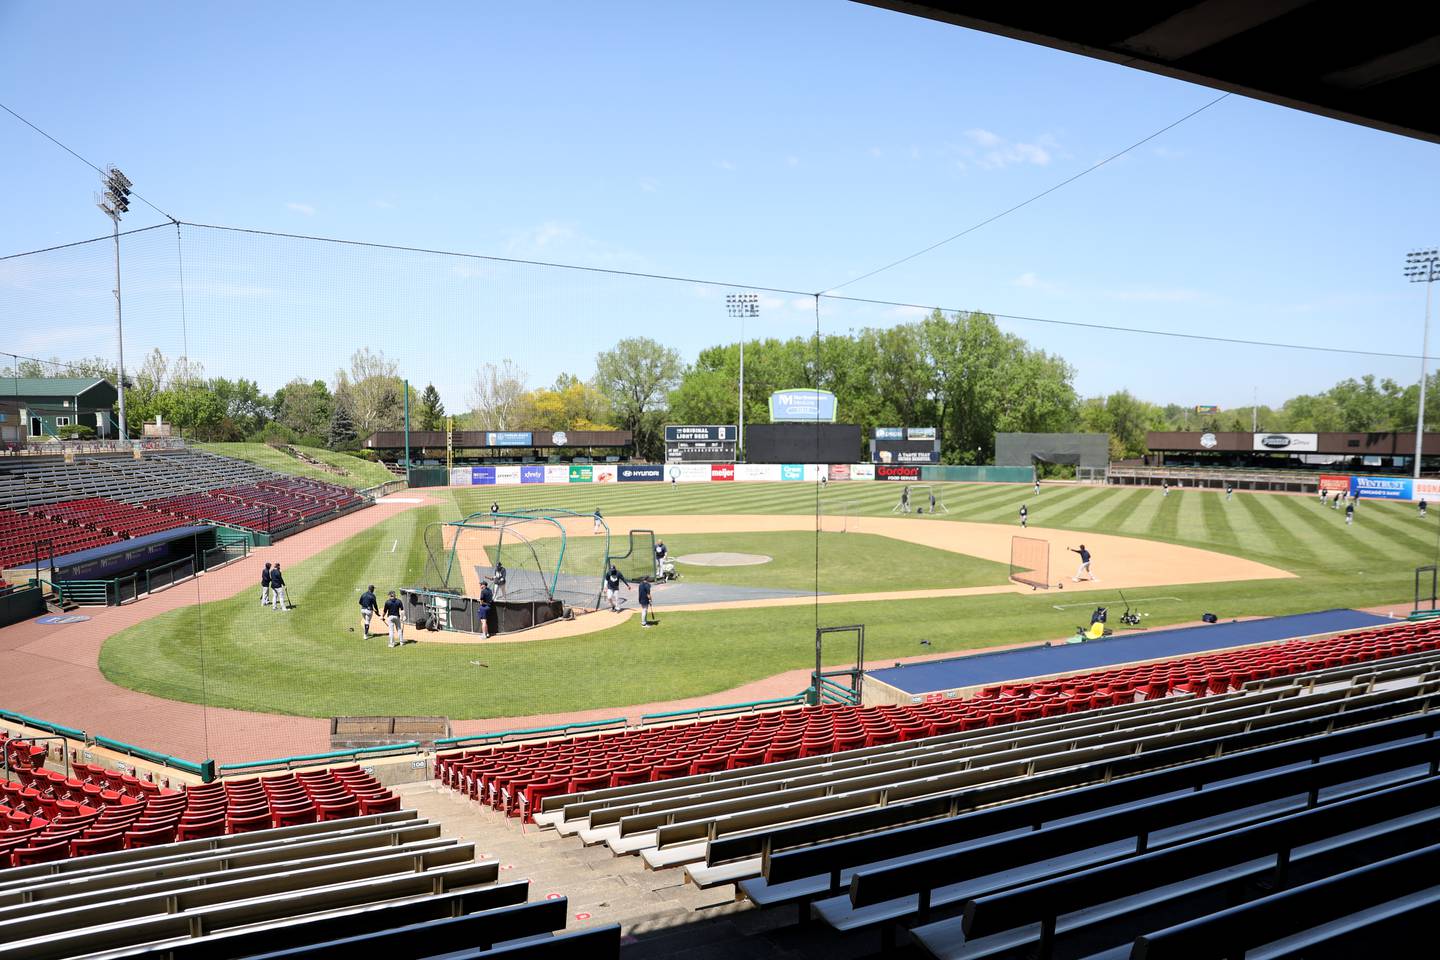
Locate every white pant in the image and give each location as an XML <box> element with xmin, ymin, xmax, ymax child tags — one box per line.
<box><xmin>594</xmin><ymin>520</ymin><xmax>603</xmax><ymax>533</ymax></box>
<box><xmin>272</xmin><ymin>587</ymin><xmax>288</xmax><ymax>610</ymax></box>
<box><xmin>362</xmin><ymin>609</ymin><xmax>373</xmax><ymax>633</ymax></box>
<box><xmin>388</xmin><ymin>615</ymin><xmax>403</xmax><ymax>644</ymax></box>
<box><xmin>261</xmin><ymin>585</ymin><xmax>271</xmax><ymax>606</ymax></box>
<box><xmin>1075</xmin><ymin>561</ymin><xmax>1093</xmax><ymax>580</ymax></box>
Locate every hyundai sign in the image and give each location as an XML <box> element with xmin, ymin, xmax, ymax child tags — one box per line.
<box><xmin>1252</xmin><ymin>433</ymin><xmax>1318</xmax><ymax>452</ymax></box>
<box><xmin>618</xmin><ymin>465</ymin><xmax>663</xmax><ymax>482</ymax></box>
<box><xmin>768</xmin><ymin>389</ymin><xmax>837</xmax><ymax>423</ymax></box>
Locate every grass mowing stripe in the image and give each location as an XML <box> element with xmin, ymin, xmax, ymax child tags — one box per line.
<box><xmin>1197</xmin><ymin>488</ymin><xmax>1238</xmax><ymax>552</ymax></box>
<box><xmin>1173</xmin><ymin>490</ymin><xmax>1214</xmax><ymax>546</ymax></box>
<box><xmin>1345</xmin><ymin>500</ymin><xmax>1436</xmax><ymax>558</ymax></box>
<box><xmin>1149</xmin><ymin>491</ymin><xmax>1184</xmax><ymax>542</ymax></box>
<box><xmin>1081</xmin><ymin>487</ymin><xmax>1144</xmax><ymax>534</ymax></box>
<box><xmin>1036</xmin><ymin>486</ymin><xmax>1114</xmax><ymax>528</ymax></box>
<box><xmin>1230</xmin><ymin>492</ymin><xmax>1314</xmax><ymax>566</ymax></box>
<box><xmin>1264</xmin><ymin>494</ymin><xmax>1385</xmax><ymax>567</ymax></box>
<box><xmin>1113</xmin><ymin>487</ymin><xmax>1164</xmax><ymax>535</ymax></box>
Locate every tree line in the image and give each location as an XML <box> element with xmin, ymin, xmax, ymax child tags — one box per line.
<box><xmin>8</xmin><ymin>309</ymin><xmax>1436</xmax><ymax>462</ymax></box>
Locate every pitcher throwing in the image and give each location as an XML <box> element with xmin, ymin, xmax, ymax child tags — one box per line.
<box><xmin>1069</xmin><ymin>544</ymin><xmax>1097</xmax><ymax>582</ymax></box>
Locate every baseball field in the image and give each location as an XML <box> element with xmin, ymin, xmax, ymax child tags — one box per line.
<box><xmin>96</xmin><ymin>480</ymin><xmax>1429</xmax><ymax>721</ymax></box>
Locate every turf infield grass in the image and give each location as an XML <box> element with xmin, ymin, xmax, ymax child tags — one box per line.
<box><xmin>99</xmin><ymin>482</ymin><xmax>1437</xmax><ymax>720</ymax></box>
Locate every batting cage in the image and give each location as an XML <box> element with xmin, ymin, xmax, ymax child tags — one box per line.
<box><xmin>1010</xmin><ymin>536</ymin><xmax>1050</xmax><ymax>589</ymax></box>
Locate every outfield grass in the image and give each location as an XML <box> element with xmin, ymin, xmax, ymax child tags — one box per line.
<box><xmin>196</xmin><ymin>442</ymin><xmax>396</xmax><ymax>489</ymax></box>
<box><xmin>99</xmin><ymin>482</ymin><xmax>1440</xmax><ymax>720</ymax></box>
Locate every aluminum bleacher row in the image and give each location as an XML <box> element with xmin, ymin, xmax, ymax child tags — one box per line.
<box><xmin>0</xmin><ymin>449</ymin><xmax>370</xmax><ymax>562</ymax></box>
<box><xmin>524</xmin><ymin>630</ymin><xmax>1440</xmax><ymax>957</ymax></box>
<box><xmin>0</xmin><ymin>808</ymin><xmax>617</xmax><ymax>960</ymax></box>
<box><xmin>436</xmin><ymin>619</ymin><xmax>1440</xmax><ymax>831</ymax></box>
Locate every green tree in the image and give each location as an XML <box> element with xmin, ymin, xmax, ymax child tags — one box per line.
<box><xmin>275</xmin><ymin>378</ymin><xmax>333</xmax><ymax>445</ymax></box>
<box><xmin>596</xmin><ymin>338</ymin><xmax>682</xmax><ymax>460</ymax></box>
<box><xmin>418</xmin><ymin>384</ymin><xmax>445</xmax><ymax>430</ymax></box>
<box><xmin>327</xmin><ymin>403</ymin><xmax>358</xmax><ymax>450</ymax></box>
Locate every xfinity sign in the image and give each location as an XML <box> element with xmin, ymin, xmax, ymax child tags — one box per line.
<box><xmin>1252</xmin><ymin>433</ymin><xmax>1317</xmax><ymax>452</ymax></box>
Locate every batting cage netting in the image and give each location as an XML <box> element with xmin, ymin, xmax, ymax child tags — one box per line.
<box><xmin>1010</xmin><ymin>536</ymin><xmax>1050</xmax><ymax>589</ymax></box>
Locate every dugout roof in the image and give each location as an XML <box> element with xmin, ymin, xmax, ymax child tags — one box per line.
<box><xmin>857</xmin><ymin>1</ymin><xmax>1440</xmax><ymax>144</ymax></box>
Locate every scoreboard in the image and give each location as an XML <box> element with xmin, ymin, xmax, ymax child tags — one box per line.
<box><xmin>664</xmin><ymin>424</ymin><xmax>737</xmax><ymax>463</ymax></box>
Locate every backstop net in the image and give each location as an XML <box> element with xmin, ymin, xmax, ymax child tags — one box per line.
<box><xmin>1010</xmin><ymin>536</ymin><xmax>1050</xmax><ymax>589</ymax></box>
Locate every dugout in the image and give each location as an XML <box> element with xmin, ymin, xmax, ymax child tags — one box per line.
<box><xmin>746</xmin><ymin>423</ymin><xmax>862</xmax><ymax>464</ymax></box>
<box><xmin>996</xmin><ymin>433</ymin><xmax>1109</xmax><ymax>479</ymax></box>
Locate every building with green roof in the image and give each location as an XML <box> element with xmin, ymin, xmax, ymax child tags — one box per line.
<box><xmin>1</xmin><ymin>378</ymin><xmax>119</xmax><ymax>439</ymax></box>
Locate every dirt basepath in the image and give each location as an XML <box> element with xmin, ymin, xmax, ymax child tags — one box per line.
<box><xmin>0</xmin><ymin>497</ymin><xmax>435</xmax><ymax>764</ymax></box>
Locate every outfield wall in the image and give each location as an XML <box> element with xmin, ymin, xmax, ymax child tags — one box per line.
<box><xmin>443</xmin><ymin>463</ymin><xmax>1034</xmax><ymax>487</ymax></box>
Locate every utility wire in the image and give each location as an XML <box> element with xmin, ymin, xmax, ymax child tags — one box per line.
<box><xmin>0</xmin><ymin>100</ymin><xmax>179</xmax><ymax>223</ymax></box>
<box><xmin>824</xmin><ymin>292</ymin><xmax>1435</xmax><ymax>362</ymax></box>
<box><xmin>823</xmin><ymin>93</ymin><xmax>1231</xmax><ymax>294</ymax></box>
<box><xmin>0</xmin><ymin>222</ymin><xmax>172</xmax><ymax>261</ymax></box>
<box><xmin>177</xmin><ymin>220</ymin><xmax>1437</xmax><ymax>364</ymax></box>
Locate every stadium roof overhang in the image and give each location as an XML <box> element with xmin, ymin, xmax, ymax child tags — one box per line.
<box><xmin>855</xmin><ymin>1</ymin><xmax>1440</xmax><ymax>144</ymax></box>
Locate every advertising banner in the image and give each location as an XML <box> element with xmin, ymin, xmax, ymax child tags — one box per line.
<box><xmin>618</xmin><ymin>464</ymin><xmax>663</xmax><ymax>482</ymax></box>
<box><xmin>1350</xmin><ymin>475</ymin><xmax>1412</xmax><ymax>500</ymax></box>
<box><xmin>450</xmin><ymin>467</ymin><xmax>471</xmax><ymax>486</ymax></box>
<box><xmin>780</xmin><ymin>464</ymin><xmax>805</xmax><ymax>481</ymax></box>
<box><xmin>568</xmin><ymin>465</ymin><xmax>593</xmax><ymax>483</ymax></box>
<box><xmin>470</xmin><ymin>466</ymin><xmax>496</xmax><ymax>485</ymax></box>
<box><xmin>1414</xmin><ymin>478</ymin><xmax>1440</xmax><ymax>501</ymax></box>
<box><xmin>543</xmin><ymin>465</ymin><xmax>570</xmax><ymax>484</ymax></box>
<box><xmin>594</xmin><ymin>465</ymin><xmax>617</xmax><ymax>483</ymax></box>
<box><xmin>494</xmin><ymin>465</ymin><xmax>522</xmax><ymax>485</ymax></box>
<box><xmin>1318</xmin><ymin>474</ymin><xmax>1351</xmax><ymax>493</ymax></box>
<box><xmin>768</xmin><ymin>388</ymin><xmax>837</xmax><ymax>423</ymax></box>
<box><xmin>1253</xmin><ymin>433</ymin><xmax>1318</xmax><ymax>452</ymax></box>
<box><xmin>665</xmin><ymin>425</ymin><xmax>735</xmax><ymax>442</ymax></box>
<box><xmin>851</xmin><ymin>464</ymin><xmax>875</xmax><ymax>480</ymax></box>
<box><xmin>876</xmin><ymin>464</ymin><xmax>922</xmax><ymax>481</ymax></box>
<box><xmin>711</xmin><ymin>463</ymin><xmax>736</xmax><ymax>481</ymax></box>
<box><xmin>734</xmin><ymin>464</ymin><xmax>778</xmax><ymax>482</ymax></box>
<box><xmin>485</xmin><ymin>431</ymin><xmax>533</xmax><ymax>447</ymax></box>
<box><xmin>907</xmin><ymin>427</ymin><xmax>937</xmax><ymax>441</ymax></box>
<box><xmin>666</xmin><ymin>463</ymin><xmax>712</xmax><ymax>483</ymax></box>
<box><xmin>874</xmin><ymin>427</ymin><xmax>905</xmax><ymax>441</ymax></box>
<box><xmin>828</xmin><ymin>463</ymin><xmax>852</xmax><ymax>481</ymax></box>
<box><xmin>520</xmin><ymin>465</ymin><xmax>546</xmax><ymax>484</ymax></box>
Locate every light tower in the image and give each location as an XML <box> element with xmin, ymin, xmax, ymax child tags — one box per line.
<box><xmin>96</xmin><ymin>166</ymin><xmax>133</xmax><ymax>443</ymax></box>
<box><xmin>725</xmin><ymin>293</ymin><xmax>759</xmax><ymax>463</ymax></box>
<box><xmin>1406</xmin><ymin>249</ymin><xmax>1439</xmax><ymax>479</ymax></box>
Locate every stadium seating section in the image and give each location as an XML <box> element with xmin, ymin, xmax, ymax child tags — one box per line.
<box><xmin>0</xmin><ymin>737</ymin><xmax>401</xmax><ymax>867</ymax></box>
<box><xmin>438</xmin><ymin>619</ymin><xmax>1440</xmax><ymax>825</ymax></box>
<box><xmin>447</xmin><ymin>617</ymin><xmax>1440</xmax><ymax>957</ymax></box>
<box><xmin>0</xmin><ymin>447</ymin><xmax>369</xmax><ymax>567</ymax></box>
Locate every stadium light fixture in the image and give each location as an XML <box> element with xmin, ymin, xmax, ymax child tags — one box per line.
<box><xmin>1407</xmin><ymin>249</ymin><xmax>1440</xmax><ymax>480</ymax></box>
<box><xmin>726</xmin><ymin>293</ymin><xmax>760</xmax><ymax>463</ymax></box>
<box><xmin>96</xmin><ymin>165</ymin><xmax>133</xmax><ymax>444</ymax></box>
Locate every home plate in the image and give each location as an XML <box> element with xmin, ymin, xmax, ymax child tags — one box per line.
<box><xmin>675</xmin><ymin>553</ymin><xmax>772</xmax><ymax>566</ymax></box>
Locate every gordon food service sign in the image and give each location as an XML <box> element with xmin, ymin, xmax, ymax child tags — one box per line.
<box><xmin>1252</xmin><ymin>433</ymin><xmax>1317</xmax><ymax>452</ymax></box>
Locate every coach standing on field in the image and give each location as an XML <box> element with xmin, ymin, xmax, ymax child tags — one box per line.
<box><xmin>359</xmin><ymin>584</ymin><xmax>378</xmax><ymax>637</ymax></box>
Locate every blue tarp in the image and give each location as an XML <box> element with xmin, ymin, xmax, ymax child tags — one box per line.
<box><xmin>868</xmin><ymin>609</ymin><xmax>1395</xmax><ymax>695</ymax></box>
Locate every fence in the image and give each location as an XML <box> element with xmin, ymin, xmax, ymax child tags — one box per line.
<box><xmin>201</xmin><ymin>541</ymin><xmax>248</xmax><ymax>571</ymax></box>
<box><xmin>361</xmin><ymin>479</ymin><xmax>409</xmax><ymax>498</ymax></box>
<box><xmin>0</xmin><ymin>580</ymin><xmax>46</xmax><ymax>627</ymax></box>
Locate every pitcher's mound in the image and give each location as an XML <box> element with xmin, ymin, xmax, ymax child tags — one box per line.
<box><xmin>676</xmin><ymin>552</ymin><xmax>772</xmax><ymax>567</ymax></box>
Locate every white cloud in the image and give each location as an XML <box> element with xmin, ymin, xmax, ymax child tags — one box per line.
<box><xmin>785</xmin><ymin>155</ymin><xmax>800</xmax><ymax>168</ymax></box>
<box><xmin>286</xmin><ymin>202</ymin><xmax>316</xmax><ymax>216</ymax></box>
<box><xmin>1151</xmin><ymin>146</ymin><xmax>1186</xmax><ymax>160</ymax></box>
<box><xmin>960</xmin><ymin>129</ymin><xmax>1058</xmax><ymax>170</ymax></box>
<box><xmin>1012</xmin><ymin>272</ymin><xmax>1062</xmax><ymax>293</ymax></box>
<box><xmin>1014</xmin><ymin>272</ymin><xmax>1041</xmax><ymax>288</ymax></box>
<box><xmin>868</xmin><ymin>146</ymin><xmax>882</xmax><ymax>158</ymax></box>
<box><xmin>501</xmin><ymin>221</ymin><xmax>649</xmax><ymax>271</ymax></box>
<box><xmin>715</xmin><ymin>159</ymin><xmax>736</xmax><ymax>171</ymax></box>
<box><xmin>372</xmin><ymin>199</ymin><xmax>395</xmax><ymax>209</ymax></box>
<box><xmin>639</xmin><ymin>178</ymin><xmax>658</xmax><ymax>193</ymax></box>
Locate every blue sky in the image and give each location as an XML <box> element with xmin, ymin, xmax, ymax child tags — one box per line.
<box><xmin>2</xmin><ymin>0</ymin><xmax>1437</xmax><ymax>415</ymax></box>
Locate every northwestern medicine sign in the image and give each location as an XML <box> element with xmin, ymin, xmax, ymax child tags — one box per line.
<box><xmin>768</xmin><ymin>389</ymin><xmax>836</xmax><ymax>423</ymax></box>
